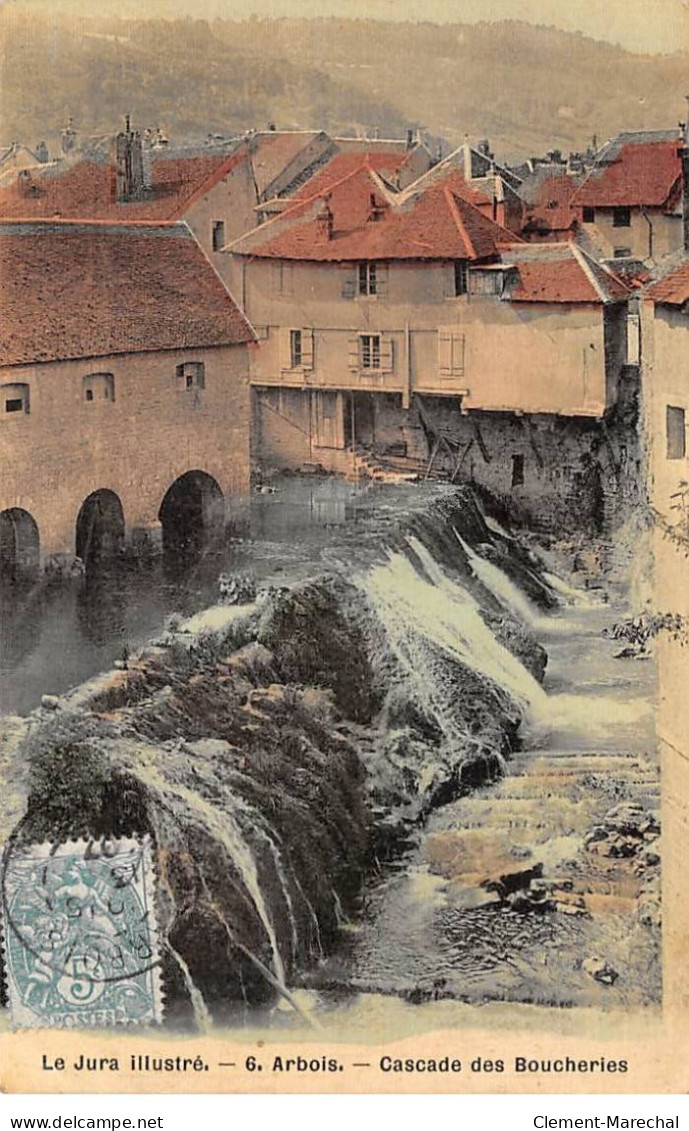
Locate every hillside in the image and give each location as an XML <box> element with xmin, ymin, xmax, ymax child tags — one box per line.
<box><xmin>1</xmin><ymin>10</ymin><xmax>686</xmax><ymax>160</ymax></box>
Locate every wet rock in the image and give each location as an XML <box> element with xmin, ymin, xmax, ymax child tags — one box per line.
<box><xmin>482</xmin><ymin>861</ymin><xmax>544</xmax><ymax>901</ymax></box>
<box><xmin>508</xmin><ymin>878</ymin><xmax>556</xmax><ymax>914</ymax></box>
<box><xmin>584</xmin><ymin>804</ymin><xmax>660</xmax><ymax>858</ymax></box>
<box><xmin>218</xmin><ymin>572</ymin><xmax>257</xmax><ymax>605</ymax></box>
<box><xmin>582</xmin><ymin>956</ymin><xmax>619</xmax><ymax>985</ymax></box>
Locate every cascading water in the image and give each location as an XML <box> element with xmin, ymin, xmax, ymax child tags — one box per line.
<box><xmin>360</xmin><ymin>538</ymin><xmax>547</xmax><ymax>721</ymax></box>
<box><xmin>454</xmin><ymin>528</ymin><xmax>543</xmax><ymax>629</ymax></box>
<box><xmin>4</xmin><ymin>479</ymin><xmax>659</xmax><ymax>1028</ymax></box>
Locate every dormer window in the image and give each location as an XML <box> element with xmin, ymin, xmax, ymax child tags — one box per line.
<box><xmin>358</xmin><ymin>262</ymin><xmax>377</xmax><ymax>296</ymax></box>
<box><xmin>2</xmin><ymin>383</ymin><xmax>30</xmax><ymax>415</ymax></box>
<box><xmin>176</xmin><ymin>361</ymin><xmax>205</xmax><ymax>390</ymax></box>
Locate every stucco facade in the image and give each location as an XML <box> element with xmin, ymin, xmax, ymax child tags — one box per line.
<box><xmin>232</xmin><ymin>245</ymin><xmax>638</xmax><ymax>530</ymax></box>
<box><xmin>641</xmin><ymin>298</ymin><xmax>689</xmax><ymax>523</ymax></box>
<box><xmin>236</xmin><ymin>257</ymin><xmax>623</xmax><ymax>417</ymax></box>
<box><xmin>580</xmin><ymin>208</ymin><xmax>681</xmax><ymax>263</ymax></box>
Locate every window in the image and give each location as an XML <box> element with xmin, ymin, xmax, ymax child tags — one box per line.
<box><xmin>82</xmin><ymin>373</ymin><xmax>115</xmax><ymax>403</ymax></box>
<box><xmin>454</xmin><ymin>261</ymin><xmax>468</xmax><ymax>296</ymax></box>
<box><xmin>358</xmin><ymin>262</ymin><xmax>377</xmax><ymax>296</ymax></box>
<box><xmin>511</xmin><ymin>454</ymin><xmax>525</xmax><ymax>487</ymax></box>
<box><xmin>360</xmin><ymin>334</ymin><xmax>381</xmax><ymax>369</ymax></box>
<box><xmin>613</xmin><ymin>206</ymin><xmax>631</xmax><ymax>228</ymax></box>
<box><xmin>212</xmin><ymin>220</ymin><xmax>226</xmax><ymax>252</ymax></box>
<box><xmin>582</xmin><ymin>206</ymin><xmax>595</xmax><ymax>224</ymax></box>
<box><xmin>667</xmin><ymin>405</ymin><xmax>686</xmax><ymax>460</ymax></box>
<box><xmin>614</xmin><ymin>247</ymin><xmax>632</xmax><ymax>259</ymax></box>
<box><xmin>290</xmin><ymin>329</ymin><xmax>302</xmax><ymax>368</ymax></box>
<box><xmin>176</xmin><ymin>361</ymin><xmax>205</xmax><ymax>390</ymax></box>
<box><xmin>468</xmin><ymin>268</ymin><xmax>506</xmax><ymax>296</ymax></box>
<box><xmin>2</xmin><ymin>383</ymin><xmax>30</xmax><ymax>415</ymax></box>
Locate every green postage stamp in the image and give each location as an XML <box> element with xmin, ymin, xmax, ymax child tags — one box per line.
<box><xmin>1</xmin><ymin>837</ymin><xmax>163</xmax><ymax>1029</ymax></box>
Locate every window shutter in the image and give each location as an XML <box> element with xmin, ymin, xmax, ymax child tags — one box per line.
<box><xmin>375</xmin><ymin>263</ymin><xmax>388</xmax><ymax>298</ymax></box>
<box><xmin>342</xmin><ymin>275</ymin><xmax>356</xmax><ymax>299</ymax></box>
<box><xmin>380</xmin><ymin>337</ymin><xmax>394</xmax><ymax>373</ymax></box>
<box><xmin>348</xmin><ymin>337</ymin><xmax>360</xmax><ymax>370</ymax></box>
<box><xmin>301</xmin><ymin>328</ymin><xmax>315</xmax><ymax>371</ymax></box>
<box><xmin>438</xmin><ymin>331</ymin><xmax>453</xmax><ymax>376</ymax></box>
<box><xmin>452</xmin><ymin>333</ymin><xmax>465</xmax><ymax>376</ymax></box>
<box><xmin>279</xmin><ymin>327</ymin><xmax>292</xmax><ymax>370</ymax></box>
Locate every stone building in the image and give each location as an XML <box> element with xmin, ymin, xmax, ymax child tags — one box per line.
<box><xmin>0</xmin><ymin>220</ymin><xmax>253</xmax><ymax>578</ymax></box>
<box><xmin>570</xmin><ymin>130</ymin><xmax>684</xmax><ymax>263</ymax></box>
<box><xmin>227</xmin><ymin>159</ymin><xmax>638</xmax><ymax>531</ymax></box>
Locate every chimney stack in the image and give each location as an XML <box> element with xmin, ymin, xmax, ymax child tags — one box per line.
<box><xmin>406</xmin><ymin>128</ymin><xmax>413</xmax><ymax>150</ymax></box>
<box><xmin>60</xmin><ymin>117</ymin><xmax>78</xmax><ymax>157</ymax></box>
<box><xmin>316</xmin><ymin>198</ymin><xmax>334</xmax><ymax>241</ymax></box>
<box><xmin>679</xmin><ymin>95</ymin><xmax>689</xmax><ymax>252</ymax></box>
<box><xmin>114</xmin><ymin>115</ymin><xmax>146</xmax><ymax>203</ymax></box>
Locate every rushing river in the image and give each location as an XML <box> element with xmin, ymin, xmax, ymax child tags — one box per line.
<box><xmin>0</xmin><ymin>476</ymin><xmax>659</xmax><ymax>1035</ymax></box>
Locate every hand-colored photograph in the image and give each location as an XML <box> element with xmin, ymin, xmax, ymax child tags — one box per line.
<box><xmin>0</xmin><ymin>0</ymin><xmax>687</xmax><ymax>1095</ymax></box>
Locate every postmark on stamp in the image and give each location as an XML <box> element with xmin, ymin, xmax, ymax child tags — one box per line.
<box><xmin>1</xmin><ymin>836</ymin><xmax>163</xmax><ymax>1029</ymax></box>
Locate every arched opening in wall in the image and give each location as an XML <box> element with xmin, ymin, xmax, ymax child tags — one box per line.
<box><xmin>76</xmin><ymin>489</ymin><xmax>125</xmax><ymax>570</ymax></box>
<box><xmin>0</xmin><ymin>508</ymin><xmax>40</xmax><ymax>582</ymax></box>
<box><xmin>158</xmin><ymin>470</ymin><xmax>224</xmax><ymax>563</ymax></box>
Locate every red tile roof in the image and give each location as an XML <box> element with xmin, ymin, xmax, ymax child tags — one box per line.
<box><xmin>571</xmin><ymin>139</ymin><xmax>682</xmax><ymax>210</ymax></box>
<box><xmin>0</xmin><ymin>221</ymin><xmax>254</xmax><ymax>367</ymax></box>
<box><xmin>645</xmin><ymin>256</ymin><xmax>689</xmax><ymax>305</ymax></box>
<box><xmin>506</xmin><ymin>244</ymin><xmax>629</xmax><ymax>304</ymax></box>
<box><xmin>230</xmin><ymin>161</ymin><xmax>519</xmax><ymax>261</ymax></box>
<box><xmin>0</xmin><ymin>148</ymin><xmax>248</xmax><ymax>222</ymax></box>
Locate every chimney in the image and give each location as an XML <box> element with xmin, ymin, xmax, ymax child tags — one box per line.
<box><xmin>681</xmin><ymin>95</ymin><xmax>689</xmax><ymax>253</ymax></box>
<box><xmin>462</xmin><ymin>137</ymin><xmax>473</xmax><ymax>180</ymax></box>
<box><xmin>114</xmin><ymin>116</ymin><xmax>146</xmax><ymax>203</ymax></box>
<box><xmin>35</xmin><ymin>141</ymin><xmax>49</xmax><ymax>164</ymax></box>
<box><xmin>17</xmin><ymin>169</ymin><xmax>33</xmax><ymax>198</ymax></box>
<box><xmin>316</xmin><ymin>198</ymin><xmax>334</xmax><ymax>240</ymax></box>
<box><xmin>406</xmin><ymin>128</ymin><xmax>414</xmax><ymax>150</ymax></box>
<box><xmin>60</xmin><ymin>117</ymin><xmax>78</xmax><ymax>156</ymax></box>
<box><xmin>368</xmin><ymin>192</ymin><xmax>388</xmax><ymax>222</ymax></box>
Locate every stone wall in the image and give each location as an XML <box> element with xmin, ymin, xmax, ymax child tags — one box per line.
<box><xmin>0</xmin><ymin>344</ymin><xmax>251</xmax><ymax>565</ymax></box>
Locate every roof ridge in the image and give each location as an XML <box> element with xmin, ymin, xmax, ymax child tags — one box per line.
<box><xmin>0</xmin><ymin>217</ymin><xmax>188</xmax><ymax>229</ymax></box>
<box><xmin>443</xmin><ymin>185</ymin><xmax>477</xmax><ymax>259</ymax></box>
<box><xmin>571</xmin><ymin>243</ymin><xmax>622</xmax><ymax>302</ymax></box>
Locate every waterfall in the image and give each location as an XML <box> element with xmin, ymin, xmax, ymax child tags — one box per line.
<box><xmin>454</xmin><ymin>528</ymin><xmax>541</xmax><ymax>628</ymax></box>
<box><xmin>139</xmin><ymin>761</ymin><xmax>288</xmax><ymax>990</ymax></box>
<box><xmin>359</xmin><ymin>537</ymin><xmax>547</xmax><ymax>719</ymax></box>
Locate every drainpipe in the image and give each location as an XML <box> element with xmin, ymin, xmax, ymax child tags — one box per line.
<box><xmin>640</xmin><ymin>206</ymin><xmax>654</xmax><ymax>261</ymax></box>
<box><xmin>681</xmin><ymin>96</ymin><xmax>689</xmax><ymax>253</ymax></box>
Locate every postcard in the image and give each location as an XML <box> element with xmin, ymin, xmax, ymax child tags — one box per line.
<box><xmin>0</xmin><ymin>0</ymin><xmax>687</xmax><ymax>1096</ymax></box>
